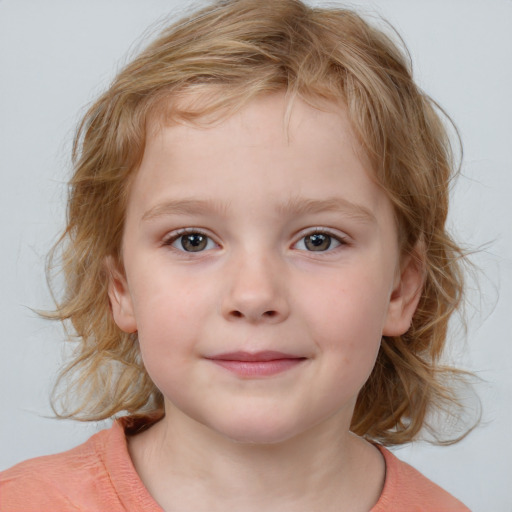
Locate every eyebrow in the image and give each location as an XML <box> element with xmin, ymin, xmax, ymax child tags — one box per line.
<box><xmin>277</xmin><ymin>196</ymin><xmax>377</xmax><ymax>223</ymax></box>
<box><xmin>142</xmin><ymin>198</ymin><xmax>230</xmax><ymax>221</ymax></box>
<box><xmin>141</xmin><ymin>196</ymin><xmax>376</xmax><ymax>223</ymax></box>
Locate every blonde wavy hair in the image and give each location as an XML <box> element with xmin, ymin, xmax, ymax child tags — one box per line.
<box><xmin>49</xmin><ymin>0</ymin><xmax>473</xmax><ymax>445</ymax></box>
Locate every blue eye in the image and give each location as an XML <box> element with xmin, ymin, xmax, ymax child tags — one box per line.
<box><xmin>295</xmin><ymin>232</ymin><xmax>343</xmax><ymax>252</ymax></box>
<box><xmin>169</xmin><ymin>232</ymin><xmax>217</xmax><ymax>252</ymax></box>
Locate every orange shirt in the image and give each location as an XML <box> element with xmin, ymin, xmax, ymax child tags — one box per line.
<box><xmin>0</xmin><ymin>419</ymin><xmax>469</xmax><ymax>511</ymax></box>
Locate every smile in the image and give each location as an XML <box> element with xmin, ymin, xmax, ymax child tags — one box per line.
<box><xmin>206</xmin><ymin>351</ymin><xmax>307</xmax><ymax>378</ymax></box>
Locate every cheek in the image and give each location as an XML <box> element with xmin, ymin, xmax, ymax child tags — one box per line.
<box><xmin>127</xmin><ymin>279</ymin><xmax>203</xmax><ymax>380</ymax></box>
<box><xmin>299</xmin><ymin>270</ymin><xmax>390</xmax><ymax>380</ymax></box>
<box><xmin>304</xmin><ymin>270</ymin><xmax>390</xmax><ymax>337</ymax></box>
<box><xmin>134</xmin><ymin>301</ymin><xmax>202</xmax><ymax>406</ymax></box>
<box><xmin>129</xmin><ymin>260</ymin><xmax>212</xmax><ymax>332</ymax></box>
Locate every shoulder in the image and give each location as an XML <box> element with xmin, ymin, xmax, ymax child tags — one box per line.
<box><xmin>372</xmin><ymin>446</ymin><xmax>470</xmax><ymax>512</ymax></box>
<box><xmin>0</xmin><ymin>423</ymin><xmax>124</xmax><ymax>512</ymax></box>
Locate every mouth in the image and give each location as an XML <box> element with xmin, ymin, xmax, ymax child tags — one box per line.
<box><xmin>206</xmin><ymin>351</ymin><xmax>307</xmax><ymax>378</ymax></box>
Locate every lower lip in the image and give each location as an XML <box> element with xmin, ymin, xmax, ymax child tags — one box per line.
<box><xmin>210</xmin><ymin>358</ymin><xmax>305</xmax><ymax>377</ymax></box>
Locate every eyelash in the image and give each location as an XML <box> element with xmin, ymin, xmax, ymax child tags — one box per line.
<box><xmin>163</xmin><ymin>227</ymin><xmax>349</xmax><ymax>255</ymax></box>
<box><xmin>292</xmin><ymin>228</ymin><xmax>349</xmax><ymax>253</ymax></box>
<box><xmin>162</xmin><ymin>228</ymin><xmax>219</xmax><ymax>253</ymax></box>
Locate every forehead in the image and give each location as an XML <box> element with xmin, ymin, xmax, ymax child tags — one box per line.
<box><xmin>149</xmin><ymin>89</ymin><xmax>363</xmax><ymax>155</ymax></box>
<box><xmin>128</xmin><ymin>93</ymin><xmax>390</xmax><ymax>225</ymax></box>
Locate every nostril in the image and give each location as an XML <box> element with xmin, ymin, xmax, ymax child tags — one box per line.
<box><xmin>229</xmin><ymin>310</ymin><xmax>278</xmax><ymax>319</ymax></box>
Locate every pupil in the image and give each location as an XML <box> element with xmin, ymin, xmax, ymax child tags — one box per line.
<box><xmin>182</xmin><ymin>234</ymin><xmax>207</xmax><ymax>252</ymax></box>
<box><xmin>305</xmin><ymin>234</ymin><xmax>331</xmax><ymax>251</ymax></box>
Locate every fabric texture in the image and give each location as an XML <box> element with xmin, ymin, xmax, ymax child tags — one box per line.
<box><xmin>0</xmin><ymin>419</ymin><xmax>469</xmax><ymax>511</ymax></box>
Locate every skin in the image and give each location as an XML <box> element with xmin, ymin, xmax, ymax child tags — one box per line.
<box><xmin>108</xmin><ymin>93</ymin><xmax>423</xmax><ymax>512</ymax></box>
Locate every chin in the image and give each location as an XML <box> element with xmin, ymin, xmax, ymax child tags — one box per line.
<box><xmin>209</xmin><ymin>413</ymin><xmax>308</xmax><ymax>446</ymax></box>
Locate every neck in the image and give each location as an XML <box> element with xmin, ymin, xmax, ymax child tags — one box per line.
<box><xmin>127</xmin><ymin>405</ymin><xmax>385</xmax><ymax>512</ymax></box>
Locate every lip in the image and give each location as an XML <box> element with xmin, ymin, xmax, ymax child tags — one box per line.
<box><xmin>206</xmin><ymin>351</ymin><xmax>307</xmax><ymax>377</ymax></box>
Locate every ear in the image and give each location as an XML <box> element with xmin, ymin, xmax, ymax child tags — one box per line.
<box><xmin>105</xmin><ymin>256</ymin><xmax>137</xmax><ymax>333</ymax></box>
<box><xmin>382</xmin><ymin>245</ymin><xmax>424</xmax><ymax>337</ymax></box>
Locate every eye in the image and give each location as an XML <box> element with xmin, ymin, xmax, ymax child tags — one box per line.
<box><xmin>167</xmin><ymin>231</ymin><xmax>217</xmax><ymax>252</ymax></box>
<box><xmin>294</xmin><ymin>231</ymin><xmax>344</xmax><ymax>252</ymax></box>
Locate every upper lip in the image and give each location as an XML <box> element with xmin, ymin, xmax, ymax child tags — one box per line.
<box><xmin>207</xmin><ymin>351</ymin><xmax>304</xmax><ymax>362</ymax></box>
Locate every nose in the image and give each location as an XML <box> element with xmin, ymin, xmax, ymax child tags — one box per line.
<box><xmin>221</xmin><ymin>251</ymin><xmax>290</xmax><ymax>324</ymax></box>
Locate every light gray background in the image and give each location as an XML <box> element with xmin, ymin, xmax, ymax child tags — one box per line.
<box><xmin>0</xmin><ymin>1</ymin><xmax>511</xmax><ymax>510</ymax></box>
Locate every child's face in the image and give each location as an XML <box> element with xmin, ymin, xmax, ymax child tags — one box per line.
<box><xmin>109</xmin><ymin>93</ymin><xmax>421</xmax><ymax>444</ymax></box>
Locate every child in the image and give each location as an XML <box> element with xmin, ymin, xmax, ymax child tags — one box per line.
<box><xmin>0</xmin><ymin>0</ymin><xmax>474</xmax><ymax>510</ymax></box>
